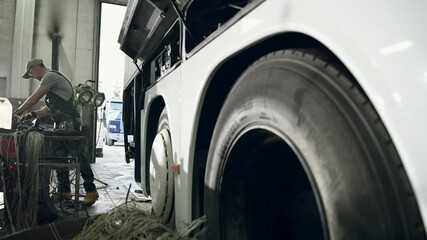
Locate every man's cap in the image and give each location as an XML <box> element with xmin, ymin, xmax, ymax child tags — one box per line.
<box><xmin>22</xmin><ymin>58</ymin><xmax>43</xmax><ymax>79</ymax></box>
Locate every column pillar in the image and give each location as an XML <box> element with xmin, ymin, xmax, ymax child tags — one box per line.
<box><xmin>10</xmin><ymin>0</ymin><xmax>36</xmax><ymax>99</ymax></box>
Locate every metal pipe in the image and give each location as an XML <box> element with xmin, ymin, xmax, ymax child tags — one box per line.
<box><xmin>52</xmin><ymin>32</ymin><xmax>61</xmax><ymax>71</ymax></box>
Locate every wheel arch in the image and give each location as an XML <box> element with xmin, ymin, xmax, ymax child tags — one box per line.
<box><xmin>143</xmin><ymin>95</ymin><xmax>166</xmax><ymax>195</ymax></box>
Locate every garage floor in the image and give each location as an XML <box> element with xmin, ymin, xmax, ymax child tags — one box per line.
<box><xmin>62</xmin><ymin>144</ymin><xmax>152</xmax><ymax>219</ymax></box>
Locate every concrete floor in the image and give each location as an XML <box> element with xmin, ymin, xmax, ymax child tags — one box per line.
<box><xmin>61</xmin><ymin>143</ymin><xmax>152</xmax><ymax>218</ymax></box>
<box><xmin>86</xmin><ymin>143</ymin><xmax>151</xmax><ymax>215</ymax></box>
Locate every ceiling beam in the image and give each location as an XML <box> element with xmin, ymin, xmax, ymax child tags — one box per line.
<box><xmin>101</xmin><ymin>0</ymin><xmax>128</xmax><ymax>6</ymax></box>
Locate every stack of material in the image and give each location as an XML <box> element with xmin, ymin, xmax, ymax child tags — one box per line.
<box><xmin>0</xmin><ymin>128</ymin><xmax>56</xmax><ymax>234</ymax></box>
<box><xmin>74</xmin><ymin>203</ymin><xmax>206</xmax><ymax>240</ymax></box>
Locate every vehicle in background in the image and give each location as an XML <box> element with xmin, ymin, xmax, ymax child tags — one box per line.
<box><xmin>103</xmin><ymin>100</ymin><xmax>124</xmax><ymax>146</ymax></box>
<box><xmin>119</xmin><ymin>0</ymin><xmax>427</xmax><ymax>239</ymax></box>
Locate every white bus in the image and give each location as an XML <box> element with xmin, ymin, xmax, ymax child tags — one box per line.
<box><xmin>118</xmin><ymin>0</ymin><xmax>427</xmax><ymax>239</ymax></box>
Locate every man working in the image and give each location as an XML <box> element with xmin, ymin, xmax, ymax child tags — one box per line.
<box><xmin>14</xmin><ymin>58</ymin><xmax>99</xmax><ymax>206</ymax></box>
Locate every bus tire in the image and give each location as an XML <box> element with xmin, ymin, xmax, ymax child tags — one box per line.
<box><xmin>204</xmin><ymin>49</ymin><xmax>425</xmax><ymax>239</ymax></box>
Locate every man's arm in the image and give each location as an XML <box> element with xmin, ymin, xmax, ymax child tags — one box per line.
<box><xmin>14</xmin><ymin>86</ymin><xmax>49</xmax><ymax>115</ymax></box>
<box><xmin>33</xmin><ymin>107</ymin><xmax>50</xmax><ymax>117</ymax></box>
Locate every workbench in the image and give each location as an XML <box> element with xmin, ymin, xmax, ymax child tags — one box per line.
<box><xmin>39</xmin><ymin>134</ymin><xmax>85</xmax><ymax>216</ymax></box>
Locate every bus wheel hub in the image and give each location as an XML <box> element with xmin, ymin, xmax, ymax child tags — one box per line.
<box><xmin>149</xmin><ymin>129</ymin><xmax>174</xmax><ymax>222</ymax></box>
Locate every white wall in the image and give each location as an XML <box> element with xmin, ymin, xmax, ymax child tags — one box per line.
<box><xmin>0</xmin><ymin>0</ymin><xmax>16</xmax><ymax>98</ymax></box>
<box><xmin>4</xmin><ymin>0</ymin><xmax>101</xmax><ymax>99</ymax></box>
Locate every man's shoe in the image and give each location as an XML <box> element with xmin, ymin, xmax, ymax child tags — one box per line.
<box><xmin>51</xmin><ymin>192</ymin><xmax>72</xmax><ymax>201</ymax></box>
<box><xmin>82</xmin><ymin>191</ymin><xmax>99</xmax><ymax>206</ymax></box>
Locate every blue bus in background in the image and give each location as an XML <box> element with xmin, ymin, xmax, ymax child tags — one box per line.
<box><xmin>103</xmin><ymin>100</ymin><xmax>124</xmax><ymax>146</ymax></box>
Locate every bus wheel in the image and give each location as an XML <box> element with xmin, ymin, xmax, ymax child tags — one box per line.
<box><xmin>204</xmin><ymin>49</ymin><xmax>424</xmax><ymax>239</ymax></box>
<box><xmin>149</xmin><ymin>107</ymin><xmax>174</xmax><ymax>223</ymax></box>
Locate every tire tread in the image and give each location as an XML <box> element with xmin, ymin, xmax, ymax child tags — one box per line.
<box><xmin>250</xmin><ymin>48</ymin><xmax>425</xmax><ymax>238</ymax></box>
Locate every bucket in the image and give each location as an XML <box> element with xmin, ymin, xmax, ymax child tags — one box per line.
<box><xmin>0</xmin><ymin>97</ymin><xmax>12</xmax><ymax>129</ymax></box>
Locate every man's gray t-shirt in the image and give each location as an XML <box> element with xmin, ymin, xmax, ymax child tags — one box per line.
<box><xmin>40</xmin><ymin>71</ymin><xmax>73</xmax><ymax>101</ymax></box>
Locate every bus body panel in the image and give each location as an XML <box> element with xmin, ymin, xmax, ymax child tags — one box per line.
<box><xmin>125</xmin><ymin>0</ymin><xmax>427</xmax><ymax>229</ymax></box>
<box><xmin>140</xmin><ymin>66</ymin><xmax>184</xmax><ymax>215</ymax></box>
